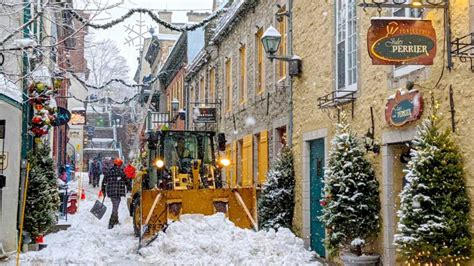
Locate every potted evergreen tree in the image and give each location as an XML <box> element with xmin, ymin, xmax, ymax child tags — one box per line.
<box><xmin>258</xmin><ymin>147</ymin><xmax>295</xmax><ymax>230</ymax></box>
<box><xmin>24</xmin><ymin>144</ymin><xmax>60</xmax><ymax>249</ymax></box>
<box><xmin>394</xmin><ymin>107</ymin><xmax>472</xmax><ymax>264</ymax></box>
<box><xmin>320</xmin><ymin>121</ymin><xmax>381</xmax><ymax>265</ymax></box>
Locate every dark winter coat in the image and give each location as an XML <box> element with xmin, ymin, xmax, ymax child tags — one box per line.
<box><xmin>102</xmin><ymin>166</ymin><xmax>127</xmax><ymax>198</ymax></box>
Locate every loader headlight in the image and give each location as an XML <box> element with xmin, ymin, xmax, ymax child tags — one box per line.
<box><xmin>155</xmin><ymin>159</ymin><xmax>165</xmax><ymax>168</ymax></box>
<box><xmin>219</xmin><ymin>158</ymin><xmax>231</xmax><ymax>167</ymax></box>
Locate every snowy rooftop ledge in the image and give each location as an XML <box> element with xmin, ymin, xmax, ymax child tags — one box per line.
<box><xmin>0</xmin><ymin>74</ymin><xmax>22</xmax><ymax>103</ymax></box>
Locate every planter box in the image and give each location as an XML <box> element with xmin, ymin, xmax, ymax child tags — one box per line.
<box><xmin>341</xmin><ymin>253</ymin><xmax>380</xmax><ymax>266</ymax></box>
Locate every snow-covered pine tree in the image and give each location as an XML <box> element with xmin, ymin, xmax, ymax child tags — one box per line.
<box><xmin>394</xmin><ymin>108</ymin><xmax>472</xmax><ymax>264</ymax></box>
<box><xmin>24</xmin><ymin>144</ymin><xmax>60</xmax><ymax>241</ymax></box>
<box><xmin>320</xmin><ymin>121</ymin><xmax>380</xmax><ymax>256</ymax></box>
<box><xmin>258</xmin><ymin>147</ymin><xmax>295</xmax><ymax>230</ymax></box>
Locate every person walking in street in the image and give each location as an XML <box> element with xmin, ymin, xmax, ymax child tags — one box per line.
<box><xmin>90</xmin><ymin>157</ymin><xmax>103</xmax><ymax>188</ymax></box>
<box><xmin>101</xmin><ymin>158</ymin><xmax>127</xmax><ymax>229</ymax></box>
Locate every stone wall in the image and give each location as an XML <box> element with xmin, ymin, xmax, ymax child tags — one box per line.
<box><xmin>292</xmin><ymin>1</ymin><xmax>474</xmax><ymax>265</ymax></box>
<box><xmin>186</xmin><ymin>0</ymin><xmax>290</xmax><ymax>178</ymax></box>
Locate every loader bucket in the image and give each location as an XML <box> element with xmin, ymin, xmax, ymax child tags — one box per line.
<box><xmin>140</xmin><ymin>187</ymin><xmax>257</xmax><ymax>237</ymax></box>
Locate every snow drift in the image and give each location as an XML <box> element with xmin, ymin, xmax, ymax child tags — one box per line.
<box><xmin>16</xmin><ymin>184</ymin><xmax>318</xmax><ymax>265</ymax></box>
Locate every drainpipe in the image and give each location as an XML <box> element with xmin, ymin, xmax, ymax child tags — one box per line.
<box><xmin>185</xmin><ymin>81</ymin><xmax>190</xmax><ymax>130</ymax></box>
<box><xmin>287</xmin><ymin>0</ymin><xmax>294</xmax><ymax>148</ymax></box>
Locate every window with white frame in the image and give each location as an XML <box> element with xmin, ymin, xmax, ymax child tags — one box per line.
<box><xmin>393</xmin><ymin>1</ymin><xmax>423</xmax><ymax>76</ymax></box>
<box><xmin>336</xmin><ymin>0</ymin><xmax>358</xmax><ymax>92</ymax></box>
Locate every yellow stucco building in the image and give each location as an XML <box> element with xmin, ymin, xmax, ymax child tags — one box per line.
<box><xmin>291</xmin><ymin>0</ymin><xmax>474</xmax><ymax>265</ymax></box>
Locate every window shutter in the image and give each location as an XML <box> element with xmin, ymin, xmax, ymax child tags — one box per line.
<box><xmin>225</xmin><ymin>144</ymin><xmax>231</xmax><ymax>186</ymax></box>
<box><xmin>258</xmin><ymin>130</ymin><xmax>269</xmax><ymax>184</ymax></box>
<box><xmin>231</xmin><ymin>141</ymin><xmax>237</xmax><ymax>187</ymax></box>
<box><xmin>242</xmin><ymin>135</ymin><xmax>253</xmax><ymax>186</ymax></box>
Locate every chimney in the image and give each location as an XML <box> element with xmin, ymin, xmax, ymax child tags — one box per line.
<box><xmin>158</xmin><ymin>11</ymin><xmax>173</xmax><ymax>34</ymax></box>
<box><xmin>187</xmin><ymin>11</ymin><xmax>211</xmax><ymax>24</ymax></box>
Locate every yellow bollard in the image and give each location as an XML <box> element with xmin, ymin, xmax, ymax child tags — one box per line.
<box><xmin>16</xmin><ymin>163</ymin><xmax>30</xmax><ymax>266</ymax></box>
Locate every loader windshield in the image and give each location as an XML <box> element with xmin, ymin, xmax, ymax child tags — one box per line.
<box><xmin>163</xmin><ymin>132</ymin><xmax>214</xmax><ymax>171</ymax></box>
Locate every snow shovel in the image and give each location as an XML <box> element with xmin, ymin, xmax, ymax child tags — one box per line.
<box><xmin>90</xmin><ymin>197</ymin><xmax>107</xmax><ymax>220</ymax></box>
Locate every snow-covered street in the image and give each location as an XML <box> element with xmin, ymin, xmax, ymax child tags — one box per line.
<box><xmin>3</xmin><ymin>183</ymin><xmax>319</xmax><ymax>265</ymax></box>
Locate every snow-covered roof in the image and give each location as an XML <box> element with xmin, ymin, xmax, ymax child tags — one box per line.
<box><xmin>0</xmin><ymin>74</ymin><xmax>22</xmax><ymax>103</ymax></box>
<box><xmin>186</xmin><ymin>48</ymin><xmax>208</xmax><ymax>79</ymax></box>
<box><xmin>211</xmin><ymin>0</ymin><xmax>248</xmax><ymax>43</ymax></box>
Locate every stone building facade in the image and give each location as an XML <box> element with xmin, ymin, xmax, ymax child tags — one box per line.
<box><xmin>291</xmin><ymin>1</ymin><xmax>474</xmax><ymax>265</ymax></box>
<box><xmin>185</xmin><ymin>0</ymin><xmax>291</xmax><ymax>188</ymax></box>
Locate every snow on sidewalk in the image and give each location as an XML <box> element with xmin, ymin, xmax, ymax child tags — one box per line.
<box><xmin>11</xmin><ymin>183</ymin><xmax>318</xmax><ymax>265</ymax></box>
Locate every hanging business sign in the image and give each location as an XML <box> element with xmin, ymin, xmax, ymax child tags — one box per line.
<box><xmin>70</xmin><ymin>110</ymin><xmax>86</xmax><ymax>125</ymax></box>
<box><xmin>52</xmin><ymin>107</ymin><xmax>71</xmax><ymax>127</ymax></box>
<box><xmin>385</xmin><ymin>90</ymin><xmax>423</xmax><ymax>127</ymax></box>
<box><xmin>367</xmin><ymin>19</ymin><xmax>437</xmax><ymax>65</ymax></box>
<box><xmin>193</xmin><ymin>107</ymin><xmax>217</xmax><ymax>123</ymax></box>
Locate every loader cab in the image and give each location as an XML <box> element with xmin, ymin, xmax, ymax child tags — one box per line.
<box><xmin>144</xmin><ymin>130</ymin><xmax>222</xmax><ymax>190</ymax></box>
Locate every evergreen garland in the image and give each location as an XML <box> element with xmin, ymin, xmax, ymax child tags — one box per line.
<box><xmin>258</xmin><ymin>147</ymin><xmax>295</xmax><ymax>230</ymax></box>
<box><xmin>24</xmin><ymin>144</ymin><xmax>60</xmax><ymax>241</ymax></box>
<box><xmin>320</xmin><ymin>121</ymin><xmax>380</xmax><ymax>256</ymax></box>
<box><xmin>66</xmin><ymin>6</ymin><xmax>227</xmax><ymax>32</ymax></box>
<box><xmin>394</xmin><ymin>108</ymin><xmax>472</xmax><ymax>264</ymax></box>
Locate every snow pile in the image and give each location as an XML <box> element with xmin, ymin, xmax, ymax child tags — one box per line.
<box><xmin>17</xmin><ymin>179</ymin><xmax>318</xmax><ymax>265</ymax></box>
<box><xmin>140</xmin><ymin>213</ymin><xmax>317</xmax><ymax>265</ymax></box>
<box><xmin>19</xmin><ymin>185</ymin><xmax>138</xmax><ymax>265</ymax></box>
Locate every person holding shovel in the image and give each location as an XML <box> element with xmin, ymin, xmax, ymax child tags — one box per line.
<box><xmin>101</xmin><ymin>158</ymin><xmax>127</xmax><ymax>229</ymax></box>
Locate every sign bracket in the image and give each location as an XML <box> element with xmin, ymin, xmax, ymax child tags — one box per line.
<box><xmin>317</xmin><ymin>90</ymin><xmax>356</xmax><ymax>119</ymax></box>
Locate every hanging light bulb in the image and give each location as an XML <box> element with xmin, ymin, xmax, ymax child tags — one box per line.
<box><xmin>411</xmin><ymin>0</ymin><xmax>423</xmax><ymax>8</ymax></box>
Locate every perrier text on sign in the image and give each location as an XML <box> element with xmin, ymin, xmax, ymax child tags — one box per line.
<box><xmin>367</xmin><ymin>18</ymin><xmax>437</xmax><ymax>65</ymax></box>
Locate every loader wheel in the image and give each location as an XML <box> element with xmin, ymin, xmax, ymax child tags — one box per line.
<box><xmin>132</xmin><ymin>196</ymin><xmax>141</xmax><ymax>237</ymax></box>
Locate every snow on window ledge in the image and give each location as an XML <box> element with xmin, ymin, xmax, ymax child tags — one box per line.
<box><xmin>393</xmin><ymin>65</ymin><xmax>424</xmax><ymax>78</ymax></box>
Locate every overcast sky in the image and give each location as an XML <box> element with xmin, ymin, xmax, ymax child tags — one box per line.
<box><xmin>79</xmin><ymin>0</ymin><xmax>214</xmax><ymax>80</ymax></box>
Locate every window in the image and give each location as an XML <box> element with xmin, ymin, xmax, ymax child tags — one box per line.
<box><xmin>336</xmin><ymin>0</ymin><xmax>358</xmax><ymax>91</ymax></box>
<box><xmin>179</xmin><ymin>76</ymin><xmax>184</xmax><ymax>109</ymax></box>
<box><xmin>200</xmin><ymin>76</ymin><xmax>205</xmax><ymax>103</ymax></box>
<box><xmin>256</xmin><ymin>28</ymin><xmax>265</xmax><ymax>94</ymax></box>
<box><xmin>277</xmin><ymin>7</ymin><xmax>288</xmax><ymax>80</ymax></box>
<box><xmin>275</xmin><ymin>126</ymin><xmax>287</xmax><ymax>155</ymax></box>
<box><xmin>209</xmin><ymin>67</ymin><xmax>216</xmax><ymax>102</ymax></box>
<box><xmin>177</xmin><ymin>81</ymin><xmax>181</xmax><ymax>109</ymax></box>
<box><xmin>393</xmin><ymin>2</ymin><xmax>423</xmax><ymax>77</ymax></box>
<box><xmin>225</xmin><ymin>58</ymin><xmax>232</xmax><ymax>112</ymax></box>
<box><xmin>190</xmin><ymin>86</ymin><xmax>195</xmax><ymax>106</ymax></box>
<box><xmin>239</xmin><ymin>45</ymin><xmax>247</xmax><ymax>103</ymax></box>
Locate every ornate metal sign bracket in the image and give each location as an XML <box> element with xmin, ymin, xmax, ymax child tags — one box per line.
<box><xmin>451</xmin><ymin>33</ymin><xmax>474</xmax><ymax>72</ymax></box>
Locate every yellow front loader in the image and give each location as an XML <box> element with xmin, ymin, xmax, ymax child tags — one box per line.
<box><xmin>128</xmin><ymin>130</ymin><xmax>257</xmax><ymax>243</ymax></box>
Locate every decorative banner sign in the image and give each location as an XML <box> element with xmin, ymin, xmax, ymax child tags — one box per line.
<box><xmin>194</xmin><ymin>107</ymin><xmax>217</xmax><ymax>123</ymax></box>
<box><xmin>52</xmin><ymin>107</ymin><xmax>71</xmax><ymax>127</ymax></box>
<box><xmin>385</xmin><ymin>90</ymin><xmax>423</xmax><ymax>127</ymax></box>
<box><xmin>70</xmin><ymin>110</ymin><xmax>86</xmax><ymax>125</ymax></box>
<box><xmin>367</xmin><ymin>19</ymin><xmax>436</xmax><ymax>65</ymax></box>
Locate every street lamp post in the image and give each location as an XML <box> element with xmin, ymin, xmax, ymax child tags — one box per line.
<box><xmin>261</xmin><ymin>1</ymin><xmax>299</xmax><ymax>147</ymax></box>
